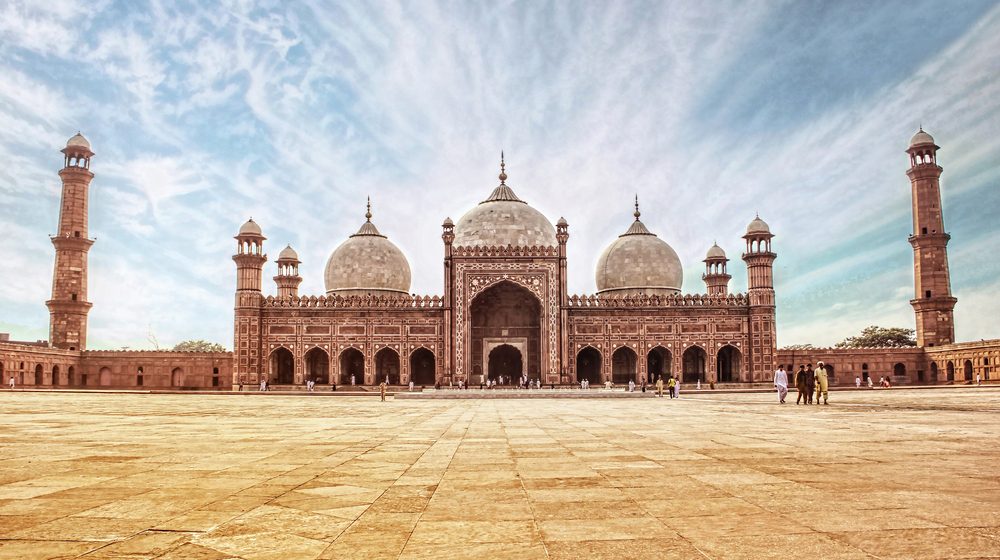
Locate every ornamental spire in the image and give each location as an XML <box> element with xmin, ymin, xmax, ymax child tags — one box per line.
<box><xmin>499</xmin><ymin>151</ymin><xmax>507</xmax><ymax>184</ymax></box>
<box><xmin>634</xmin><ymin>195</ymin><xmax>640</xmax><ymax>221</ymax></box>
<box><xmin>365</xmin><ymin>196</ymin><xmax>372</xmax><ymax>221</ymax></box>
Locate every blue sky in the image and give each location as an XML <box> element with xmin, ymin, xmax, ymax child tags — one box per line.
<box><xmin>1</xmin><ymin>0</ymin><xmax>998</xmax><ymax>351</ymax></box>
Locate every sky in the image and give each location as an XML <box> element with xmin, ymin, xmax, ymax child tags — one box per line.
<box><xmin>1</xmin><ymin>0</ymin><xmax>999</xmax><ymax>351</ymax></box>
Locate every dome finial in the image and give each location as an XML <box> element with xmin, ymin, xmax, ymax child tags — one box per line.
<box><xmin>499</xmin><ymin>151</ymin><xmax>507</xmax><ymax>184</ymax></box>
<box><xmin>634</xmin><ymin>195</ymin><xmax>641</xmax><ymax>221</ymax></box>
<box><xmin>365</xmin><ymin>196</ymin><xmax>372</xmax><ymax>221</ymax></box>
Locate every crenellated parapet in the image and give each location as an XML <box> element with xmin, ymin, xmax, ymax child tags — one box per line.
<box><xmin>262</xmin><ymin>294</ymin><xmax>444</xmax><ymax>308</ymax></box>
<box><xmin>452</xmin><ymin>245</ymin><xmax>558</xmax><ymax>257</ymax></box>
<box><xmin>567</xmin><ymin>293</ymin><xmax>749</xmax><ymax>308</ymax></box>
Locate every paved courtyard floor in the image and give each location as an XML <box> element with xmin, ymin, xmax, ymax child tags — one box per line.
<box><xmin>1</xmin><ymin>388</ymin><xmax>998</xmax><ymax>559</ymax></box>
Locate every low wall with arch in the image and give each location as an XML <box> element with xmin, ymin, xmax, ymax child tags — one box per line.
<box><xmin>78</xmin><ymin>351</ymin><xmax>233</xmax><ymax>389</ymax></box>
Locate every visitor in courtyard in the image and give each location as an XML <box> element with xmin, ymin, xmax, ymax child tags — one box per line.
<box><xmin>628</xmin><ymin>380</ymin><xmax>635</xmax><ymax>392</ymax></box>
<box><xmin>885</xmin><ymin>377</ymin><xmax>891</xmax><ymax>388</ymax></box>
<box><xmin>238</xmin><ymin>380</ymin><xmax>243</xmax><ymax>391</ymax></box>
<box><xmin>856</xmin><ymin>376</ymin><xmax>861</xmax><ymax>388</ymax></box>
<box><xmin>8</xmin><ymin>377</ymin><xmax>13</xmax><ymax>390</ymax></box>
<box><xmin>667</xmin><ymin>376</ymin><xmax>675</xmax><ymax>398</ymax></box>
<box><xmin>868</xmin><ymin>376</ymin><xmax>874</xmax><ymax>389</ymax></box>
<box><xmin>697</xmin><ymin>379</ymin><xmax>701</xmax><ymax>390</ymax></box>
<box><xmin>351</xmin><ymin>375</ymin><xmax>355</xmax><ymax>386</ymax></box>
<box><xmin>815</xmin><ymin>361</ymin><xmax>829</xmax><ymax>405</ymax></box>
<box><xmin>977</xmin><ymin>373</ymin><xmax>981</xmax><ymax>386</ymax></box>
<box><xmin>655</xmin><ymin>376</ymin><xmax>663</xmax><ymax>397</ymax></box>
<box><xmin>804</xmin><ymin>364</ymin><xmax>815</xmax><ymax>404</ymax></box>
<box><xmin>795</xmin><ymin>365</ymin><xmax>807</xmax><ymax>404</ymax></box>
<box><xmin>879</xmin><ymin>376</ymin><xmax>885</xmax><ymax>388</ymax></box>
<box><xmin>605</xmin><ymin>379</ymin><xmax>612</xmax><ymax>391</ymax></box>
<box><xmin>409</xmin><ymin>380</ymin><xmax>414</xmax><ymax>392</ymax></box>
<box><xmin>774</xmin><ymin>364</ymin><xmax>788</xmax><ymax>404</ymax></box>
<box><xmin>675</xmin><ymin>376</ymin><xmax>681</xmax><ymax>398</ymax></box>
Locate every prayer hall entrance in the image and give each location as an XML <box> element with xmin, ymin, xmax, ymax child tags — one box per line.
<box><xmin>647</xmin><ymin>346</ymin><xmax>672</xmax><ymax>384</ymax></box>
<box><xmin>717</xmin><ymin>345</ymin><xmax>741</xmax><ymax>382</ymax></box>
<box><xmin>487</xmin><ymin>344</ymin><xmax>522</xmax><ymax>384</ymax></box>
<box><xmin>410</xmin><ymin>348</ymin><xmax>436</xmax><ymax>386</ymax></box>
<box><xmin>469</xmin><ymin>281</ymin><xmax>541</xmax><ymax>385</ymax></box>
<box><xmin>375</xmin><ymin>348</ymin><xmax>401</xmax><ymax>385</ymax></box>
<box><xmin>304</xmin><ymin>348</ymin><xmax>329</xmax><ymax>384</ymax></box>
<box><xmin>339</xmin><ymin>348</ymin><xmax>364</xmax><ymax>386</ymax></box>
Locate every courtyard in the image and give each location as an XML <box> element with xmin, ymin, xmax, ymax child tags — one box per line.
<box><xmin>0</xmin><ymin>389</ymin><xmax>998</xmax><ymax>559</ymax></box>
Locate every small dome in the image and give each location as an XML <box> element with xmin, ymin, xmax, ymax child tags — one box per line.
<box><xmin>452</xmin><ymin>166</ymin><xmax>556</xmax><ymax>247</ymax></box>
<box><xmin>706</xmin><ymin>243</ymin><xmax>726</xmax><ymax>259</ymax></box>
<box><xmin>442</xmin><ymin>217</ymin><xmax>454</xmax><ymax>227</ymax></box>
<box><xmin>910</xmin><ymin>129</ymin><xmax>935</xmax><ymax>147</ymax></box>
<box><xmin>277</xmin><ymin>245</ymin><xmax>299</xmax><ymax>261</ymax></box>
<box><xmin>66</xmin><ymin>133</ymin><xmax>90</xmax><ymax>150</ymax></box>
<box><xmin>557</xmin><ymin>217</ymin><xmax>568</xmax><ymax>227</ymax></box>
<box><xmin>595</xmin><ymin>209</ymin><xmax>683</xmax><ymax>296</ymax></box>
<box><xmin>324</xmin><ymin>213</ymin><xmax>411</xmax><ymax>297</ymax></box>
<box><xmin>746</xmin><ymin>216</ymin><xmax>770</xmax><ymax>235</ymax></box>
<box><xmin>239</xmin><ymin>218</ymin><xmax>263</xmax><ymax>237</ymax></box>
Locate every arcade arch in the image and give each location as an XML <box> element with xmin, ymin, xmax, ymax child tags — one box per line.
<box><xmin>964</xmin><ymin>360</ymin><xmax>973</xmax><ymax>381</ymax></box>
<box><xmin>51</xmin><ymin>365</ymin><xmax>60</xmax><ymax>385</ymax></box>
<box><xmin>375</xmin><ymin>348</ymin><xmax>400</xmax><ymax>385</ymax></box>
<box><xmin>611</xmin><ymin>346</ymin><xmax>637</xmax><ymax>384</ymax></box>
<box><xmin>646</xmin><ymin>346</ymin><xmax>671</xmax><ymax>384</ymax></box>
<box><xmin>576</xmin><ymin>347</ymin><xmax>602</xmax><ymax>385</ymax></box>
<box><xmin>340</xmin><ymin>348</ymin><xmax>364</xmax><ymax>385</ymax></box>
<box><xmin>304</xmin><ymin>347</ymin><xmax>329</xmax><ymax>384</ymax></box>
<box><xmin>682</xmin><ymin>346</ymin><xmax>707</xmax><ymax>384</ymax></box>
<box><xmin>488</xmin><ymin>344</ymin><xmax>522</xmax><ymax>384</ymax></box>
<box><xmin>410</xmin><ymin>348</ymin><xmax>436</xmax><ymax>386</ymax></box>
<box><xmin>269</xmin><ymin>347</ymin><xmax>295</xmax><ymax>384</ymax></box>
<box><xmin>947</xmin><ymin>361</ymin><xmax>955</xmax><ymax>381</ymax></box>
<box><xmin>716</xmin><ymin>345</ymin><xmax>741</xmax><ymax>383</ymax></box>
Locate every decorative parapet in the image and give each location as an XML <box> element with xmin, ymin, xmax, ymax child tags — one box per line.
<box><xmin>81</xmin><ymin>350</ymin><xmax>233</xmax><ymax>357</ymax></box>
<box><xmin>567</xmin><ymin>293</ymin><xmax>749</xmax><ymax>308</ymax></box>
<box><xmin>262</xmin><ymin>294</ymin><xmax>444</xmax><ymax>309</ymax></box>
<box><xmin>452</xmin><ymin>245</ymin><xmax>558</xmax><ymax>257</ymax></box>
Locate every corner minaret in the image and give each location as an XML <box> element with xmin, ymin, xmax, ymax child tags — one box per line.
<box><xmin>702</xmin><ymin>242</ymin><xmax>731</xmax><ymax>296</ymax></box>
<box><xmin>233</xmin><ymin>218</ymin><xmax>267</xmax><ymax>384</ymax></box>
<box><xmin>906</xmin><ymin>128</ymin><xmax>956</xmax><ymax>347</ymax></box>
<box><xmin>46</xmin><ymin>133</ymin><xmax>95</xmax><ymax>350</ymax></box>
<box><xmin>742</xmin><ymin>215</ymin><xmax>777</xmax><ymax>382</ymax></box>
<box><xmin>274</xmin><ymin>245</ymin><xmax>302</xmax><ymax>298</ymax></box>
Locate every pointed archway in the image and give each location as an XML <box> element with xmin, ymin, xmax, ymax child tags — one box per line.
<box><xmin>612</xmin><ymin>347</ymin><xmax>637</xmax><ymax>384</ymax></box>
<box><xmin>488</xmin><ymin>344</ymin><xmax>522</xmax><ymax>384</ymax></box>
<box><xmin>647</xmin><ymin>346</ymin><xmax>672</xmax><ymax>384</ymax></box>
<box><xmin>410</xmin><ymin>348</ymin><xmax>436</xmax><ymax>386</ymax></box>
<box><xmin>269</xmin><ymin>348</ymin><xmax>295</xmax><ymax>384</ymax></box>
<box><xmin>375</xmin><ymin>348</ymin><xmax>400</xmax><ymax>385</ymax></box>
<box><xmin>576</xmin><ymin>347</ymin><xmax>602</xmax><ymax>385</ymax></box>
<box><xmin>470</xmin><ymin>281</ymin><xmax>542</xmax><ymax>385</ymax></box>
<box><xmin>305</xmin><ymin>348</ymin><xmax>329</xmax><ymax>384</ymax></box>
<box><xmin>682</xmin><ymin>346</ymin><xmax>707</xmax><ymax>384</ymax></box>
<box><xmin>717</xmin><ymin>345</ymin><xmax>741</xmax><ymax>383</ymax></box>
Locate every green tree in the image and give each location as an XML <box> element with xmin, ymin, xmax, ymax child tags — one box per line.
<box><xmin>782</xmin><ymin>344</ymin><xmax>815</xmax><ymax>350</ymax></box>
<box><xmin>835</xmin><ymin>326</ymin><xmax>916</xmax><ymax>348</ymax></box>
<box><xmin>172</xmin><ymin>339</ymin><xmax>226</xmax><ymax>352</ymax></box>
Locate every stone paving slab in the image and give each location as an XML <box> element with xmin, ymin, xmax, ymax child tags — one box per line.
<box><xmin>0</xmin><ymin>388</ymin><xmax>998</xmax><ymax>559</ymax></box>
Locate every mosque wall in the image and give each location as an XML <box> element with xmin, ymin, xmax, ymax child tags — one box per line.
<box><xmin>775</xmin><ymin>347</ymin><xmax>926</xmax><ymax>386</ymax></box>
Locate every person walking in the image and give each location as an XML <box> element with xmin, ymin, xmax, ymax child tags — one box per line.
<box><xmin>795</xmin><ymin>365</ymin><xmax>807</xmax><ymax>404</ymax></box>
<box><xmin>667</xmin><ymin>376</ymin><xmax>676</xmax><ymax>399</ymax></box>
<box><xmin>8</xmin><ymin>376</ymin><xmax>14</xmax><ymax>390</ymax></box>
<box><xmin>804</xmin><ymin>364</ymin><xmax>816</xmax><ymax>405</ymax></box>
<box><xmin>977</xmin><ymin>373</ymin><xmax>981</xmax><ymax>386</ymax></box>
<box><xmin>815</xmin><ymin>361</ymin><xmax>830</xmax><ymax>405</ymax></box>
<box><xmin>379</xmin><ymin>381</ymin><xmax>386</xmax><ymax>402</ymax></box>
<box><xmin>855</xmin><ymin>376</ymin><xmax>861</xmax><ymax>389</ymax></box>
<box><xmin>409</xmin><ymin>380</ymin><xmax>414</xmax><ymax>392</ymax></box>
<box><xmin>774</xmin><ymin>364</ymin><xmax>788</xmax><ymax>404</ymax></box>
<box><xmin>674</xmin><ymin>376</ymin><xmax>681</xmax><ymax>399</ymax></box>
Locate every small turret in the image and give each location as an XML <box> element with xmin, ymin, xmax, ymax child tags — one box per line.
<box><xmin>702</xmin><ymin>242</ymin><xmax>731</xmax><ymax>296</ymax></box>
<box><xmin>274</xmin><ymin>245</ymin><xmax>302</xmax><ymax>298</ymax></box>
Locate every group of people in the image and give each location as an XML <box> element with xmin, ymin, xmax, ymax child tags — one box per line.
<box><xmin>654</xmin><ymin>375</ymin><xmax>679</xmax><ymax>398</ymax></box>
<box><xmin>773</xmin><ymin>362</ymin><xmax>831</xmax><ymax>405</ymax></box>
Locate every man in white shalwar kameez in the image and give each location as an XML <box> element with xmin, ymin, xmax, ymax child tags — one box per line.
<box><xmin>774</xmin><ymin>365</ymin><xmax>788</xmax><ymax>404</ymax></box>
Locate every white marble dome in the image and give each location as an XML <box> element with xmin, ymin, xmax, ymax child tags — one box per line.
<box><xmin>706</xmin><ymin>243</ymin><xmax>726</xmax><ymax>259</ymax></box>
<box><xmin>746</xmin><ymin>216</ymin><xmax>770</xmax><ymax>235</ymax></box>
<box><xmin>324</xmin><ymin>214</ymin><xmax>411</xmax><ymax>297</ymax></box>
<box><xmin>596</xmin><ymin>214</ymin><xmax>683</xmax><ymax>296</ymax></box>
<box><xmin>66</xmin><ymin>133</ymin><xmax>90</xmax><ymax>150</ymax></box>
<box><xmin>452</xmin><ymin>171</ymin><xmax>557</xmax><ymax>247</ymax></box>
<box><xmin>910</xmin><ymin>129</ymin><xmax>935</xmax><ymax>147</ymax></box>
<box><xmin>277</xmin><ymin>245</ymin><xmax>299</xmax><ymax>261</ymax></box>
<box><xmin>238</xmin><ymin>218</ymin><xmax>263</xmax><ymax>237</ymax></box>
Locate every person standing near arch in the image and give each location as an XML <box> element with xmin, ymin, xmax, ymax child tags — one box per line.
<box><xmin>379</xmin><ymin>380</ymin><xmax>386</xmax><ymax>402</ymax></box>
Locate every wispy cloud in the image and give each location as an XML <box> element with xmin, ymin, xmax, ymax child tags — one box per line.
<box><xmin>0</xmin><ymin>1</ymin><xmax>998</xmax><ymax>350</ymax></box>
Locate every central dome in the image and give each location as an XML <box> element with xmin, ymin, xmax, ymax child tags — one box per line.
<box><xmin>596</xmin><ymin>203</ymin><xmax>683</xmax><ymax>296</ymax></box>
<box><xmin>324</xmin><ymin>207</ymin><xmax>411</xmax><ymax>297</ymax></box>
<box><xmin>452</xmin><ymin>162</ymin><xmax>556</xmax><ymax>248</ymax></box>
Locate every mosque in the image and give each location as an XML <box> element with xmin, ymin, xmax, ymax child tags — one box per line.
<box><xmin>0</xmin><ymin>130</ymin><xmax>997</xmax><ymax>390</ymax></box>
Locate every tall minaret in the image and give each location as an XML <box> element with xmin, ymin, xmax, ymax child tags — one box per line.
<box><xmin>274</xmin><ymin>245</ymin><xmax>302</xmax><ymax>298</ymax></box>
<box><xmin>906</xmin><ymin>128</ymin><xmax>956</xmax><ymax>347</ymax></box>
<box><xmin>46</xmin><ymin>133</ymin><xmax>95</xmax><ymax>350</ymax></box>
<box><xmin>233</xmin><ymin>218</ymin><xmax>267</xmax><ymax>384</ymax></box>
<box><xmin>702</xmin><ymin>242</ymin><xmax>731</xmax><ymax>295</ymax></box>
<box><xmin>743</xmin><ymin>216</ymin><xmax>777</xmax><ymax>382</ymax></box>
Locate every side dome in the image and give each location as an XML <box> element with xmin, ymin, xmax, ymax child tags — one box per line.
<box><xmin>452</xmin><ymin>160</ymin><xmax>557</xmax><ymax>247</ymax></box>
<box><xmin>595</xmin><ymin>203</ymin><xmax>683</xmax><ymax>296</ymax></box>
<box><xmin>324</xmin><ymin>208</ymin><xmax>411</xmax><ymax>297</ymax></box>
<box><xmin>910</xmin><ymin>128</ymin><xmax>934</xmax><ymax>147</ymax></box>
<box><xmin>746</xmin><ymin>216</ymin><xmax>770</xmax><ymax>234</ymax></box>
<box><xmin>239</xmin><ymin>218</ymin><xmax>263</xmax><ymax>237</ymax></box>
<box><xmin>67</xmin><ymin>133</ymin><xmax>90</xmax><ymax>150</ymax></box>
